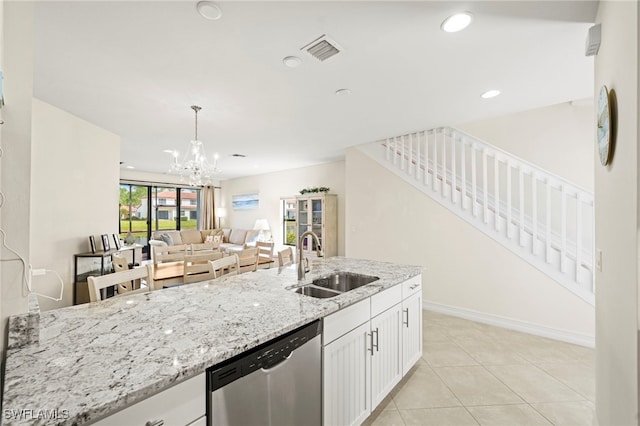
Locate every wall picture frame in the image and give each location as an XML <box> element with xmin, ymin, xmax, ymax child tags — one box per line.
<box><xmin>101</xmin><ymin>234</ymin><xmax>110</xmax><ymax>251</ymax></box>
<box><xmin>89</xmin><ymin>235</ymin><xmax>97</xmax><ymax>254</ymax></box>
<box><xmin>232</xmin><ymin>192</ymin><xmax>259</xmax><ymax>210</ymax></box>
<box><xmin>112</xmin><ymin>234</ymin><xmax>121</xmax><ymax>250</ymax></box>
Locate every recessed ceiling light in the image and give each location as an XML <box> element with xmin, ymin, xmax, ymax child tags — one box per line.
<box><xmin>481</xmin><ymin>89</ymin><xmax>501</xmax><ymax>99</ymax></box>
<box><xmin>196</xmin><ymin>1</ymin><xmax>222</xmax><ymax>20</ymax></box>
<box><xmin>126</xmin><ymin>166</ymin><xmax>135</xmax><ymax>169</ymax></box>
<box><xmin>163</xmin><ymin>149</ymin><xmax>174</xmax><ymax>154</ymax></box>
<box><xmin>335</xmin><ymin>88</ymin><xmax>351</xmax><ymax>96</ymax></box>
<box><xmin>441</xmin><ymin>12</ymin><xmax>473</xmax><ymax>33</ymax></box>
<box><xmin>283</xmin><ymin>56</ymin><xmax>302</xmax><ymax>68</ymax></box>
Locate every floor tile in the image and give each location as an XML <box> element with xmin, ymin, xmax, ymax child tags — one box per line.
<box><xmin>400</xmin><ymin>407</ymin><xmax>479</xmax><ymax>425</ymax></box>
<box><xmin>532</xmin><ymin>401</ymin><xmax>596</xmax><ymax>426</ymax></box>
<box><xmin>453</xmin><ymin>337</ymin><xmax>529</xmax><ymax>365</ymax></box>
<box><xmin>423</xmin><ymin>341</ymin><xmax>479</xmax><ymax>367</ymax></box>
<box><xmin>363</xmin><ymin>408</ymin><xmax>406</xmax><ymax>426</ymax></box>
<box><xmin>434</xmin><ymin>366</ymin><xmax>524</xmax><ymax>406</ymax></box>
<box><xmin>487</xmin><ymin>364</ymin><xmax>586</xmax><ymax>403</ymax></box>
<box><xmin>536</xmin><ymin>362</ymin><xmax>595</xmax><ymax>401</ymax></box>
<box><xmin>391</xmin><ymin>362</ymin><xmax>461</xmax><ymax>409</ymax></box>
<box><xmin>467</xmin><ymin>404</ymin><xmax>553</xmax><ymax>425</ymax></box>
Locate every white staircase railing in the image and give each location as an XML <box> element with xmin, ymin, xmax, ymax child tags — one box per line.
<box><xmin>359</xmin><ymin>127</ymin><xmax>595</xmax><ymax>305</ymax></box>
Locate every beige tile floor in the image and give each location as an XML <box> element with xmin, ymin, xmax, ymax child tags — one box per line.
<box><xmin>363</xmin><ymin>310</ymin><xmax>595</xmax><ymax>426</ymax></box>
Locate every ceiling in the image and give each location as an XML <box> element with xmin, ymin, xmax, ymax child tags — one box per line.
<box><xmin>33</xmin><ymin>1</ymin><xmax>597</xmax><ymax>181</ymax></box>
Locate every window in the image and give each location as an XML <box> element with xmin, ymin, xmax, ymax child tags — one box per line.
<box><xmin>282</xmin><ymin>198</ymin><xmax>297</xmax><ymax>246</ymax></box>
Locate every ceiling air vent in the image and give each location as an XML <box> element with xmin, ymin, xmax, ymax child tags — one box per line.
<box><xmin>301</xmin><ymin>34</ymin><xmax>342</xmax><ymax>62</ymax></box>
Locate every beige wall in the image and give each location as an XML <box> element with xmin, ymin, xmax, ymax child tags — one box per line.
<box><xmin>593</xmin><ymin>2</ymin><xmax>639</xmax><ymax>424</ymax></box>
<box><xmin>346</xmin><ymin>147</ymin><xmax>594</xmax><ymax>340</ymax></box>
<box><xmin>458</xmin><ymin>101</ymin><xmax>595</xmax><ymax>191</ymax></box>
<box><xmin>30</xmin><ymin>99</ymin><xmax>120</xmax><ymax>311</ymax></box>
<box><xmin>1</xmin><ymin>1</ymin><xmax>33</xmax><ymax>355</ymax></box>
<box><xmin>220</xmin><ymin>161</ymin><xmax>345</xmax><ymax>256</ymax></box>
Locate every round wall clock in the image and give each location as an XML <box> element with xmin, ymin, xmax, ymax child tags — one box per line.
<box><xmin>597</xmin><ymin>85</ymin><xmax>612</xmax><ymax>166</ymax></box>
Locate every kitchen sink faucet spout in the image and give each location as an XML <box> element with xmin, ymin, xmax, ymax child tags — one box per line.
<box><xmin>298</xmin><ymin>230</ymin><xmax>323</xmax><ymax>281</ymax></box>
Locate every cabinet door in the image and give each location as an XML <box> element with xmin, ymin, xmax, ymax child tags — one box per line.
<box><xmin>370</xmin><ymin>304</ymin><xmax>402</xmax><ymax>408</ymax></box>
<box><xmin>402</xmin><ymin>291</ymin><xmax>423</xmax><ymax>375</ymax></box>
<box><xmin>323</xmin><ymin>321</ymin><xmax>371</xmax><ymax>426</ymax></box>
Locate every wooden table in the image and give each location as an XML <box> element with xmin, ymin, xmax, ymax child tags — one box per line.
<box><xmin>153</xmin><ymin>261</ymin><xmax>185</xmax><ymax>288</ymax></box>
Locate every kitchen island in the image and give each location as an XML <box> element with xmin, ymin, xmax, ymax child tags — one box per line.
<box><xmin>2</xmin><ymin>257</ymin><xmax>421</xmax><ymax>425</ymax></box>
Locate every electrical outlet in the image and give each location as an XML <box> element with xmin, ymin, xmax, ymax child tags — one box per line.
<box><xmin>31</xmin><ymin>268</ymin><xmax>46</xmax><ymax>276</ymax></box>
<box><xmin>596</xmin><ymin>249</ymin><xmax>603</xmax><ymax>272</ymax></box>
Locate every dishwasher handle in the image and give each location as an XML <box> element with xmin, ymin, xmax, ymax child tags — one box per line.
<box><xmin>261</xmin><ymin>350</ymin><xmax>294</xmax><ymax>372</ymax></box>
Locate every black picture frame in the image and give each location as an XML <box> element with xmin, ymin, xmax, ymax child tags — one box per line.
<box><xmin>101</xmin><ymin>234</ymin><xmax>110</xmax><ymax>252</ymax></box>
<box><xmin>89</xmin><ymin>236</ymin><xmax>96</xmax><ymax>254</ymax></box>
<box><xmin>112</xmin><ymin>234</ymin><xmax>121</xmax><ymax>250</ymax></box>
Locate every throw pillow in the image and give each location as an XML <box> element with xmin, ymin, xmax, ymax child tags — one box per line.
<box><xmin>213</xmin><ymin>234</ymin><xmax>223</xmax><ymax>243</ymax></box>
<box><xmin>205</xmin><ymin>235</ymin><xmax>214</xmax><ymax>243</ymax></box>
<box><xmin>159</xmin><ymin>233</ymin><xmax>174</xmax><ymax>246</ymax></box>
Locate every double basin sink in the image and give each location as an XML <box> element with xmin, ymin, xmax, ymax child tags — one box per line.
<box><xmin>294</xmin><ymin>272</ymin><xmax>379</xmax><ymax>298</ymax></box>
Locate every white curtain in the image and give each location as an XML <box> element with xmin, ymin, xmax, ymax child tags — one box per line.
<box><xmin>201</xmin><ymin>185</ymin><xmax>216</xmax><ymax>230</ymax></box>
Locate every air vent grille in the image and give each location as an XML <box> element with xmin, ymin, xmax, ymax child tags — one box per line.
<box><xmin>301</xmin><ymin>35</ymin><xmax>342</xmax><ymax>62</ymax></box>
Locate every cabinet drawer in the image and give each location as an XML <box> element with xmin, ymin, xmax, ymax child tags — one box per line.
<box><xmin>93</xmin><ymin>373</ymin><xmax>205</xmax><ymax>426</ymax></box>
<box><xmin>371</xmin><ymin>284</ymin><xmax>402</xmax><ymax>317</ymax></box>
<box><xmin>402</xmin><ymin>275</ymin><xmax>422</xmax><ymax>299</ymax></box>
<box><xmin>323</xmin><ymin>298</ymin><xmax>370</xmax><ymax>345</ymax></box>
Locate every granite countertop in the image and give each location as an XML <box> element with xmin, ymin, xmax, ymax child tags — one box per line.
<box><xmin>2</xmin><ymin>257</ymin><xmax>421</xmax><ymax>425</ymax></box>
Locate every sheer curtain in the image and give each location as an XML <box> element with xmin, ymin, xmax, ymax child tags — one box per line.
<box><xmin>201</xmin><ymin>185</ymin><xmax>216</xmax><ymax>230</ymax></box>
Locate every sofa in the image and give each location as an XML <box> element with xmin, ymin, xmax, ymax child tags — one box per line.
<box><xmin>149</xmin><ymin>228</ymin><xmax>259</xmax><ymax>254</ymax></box>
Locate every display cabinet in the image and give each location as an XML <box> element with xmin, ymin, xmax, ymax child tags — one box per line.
<box><xmin>296</xmin><ymin>194</ymin><xmax>337</xmax><ymax>258</ymax></box>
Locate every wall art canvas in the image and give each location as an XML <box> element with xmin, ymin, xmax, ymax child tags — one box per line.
<box><xmin>232</xmin><ymin>192</ymin><xmax>259</xmax><ymax>210</ymax></box>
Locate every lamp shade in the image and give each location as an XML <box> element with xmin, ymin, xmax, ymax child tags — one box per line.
<box><xmin>253</xmin><ymin>219</ymin><xmax>270</xmax><ymax>231</ymax></box>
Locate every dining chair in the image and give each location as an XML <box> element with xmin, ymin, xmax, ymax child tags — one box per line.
<box><xmin>153</xmin><ymin>244</ymin><xmax>188</xmax><ymax>266</ymax></box>
<box><xmin>278</xmin><ymin>247</ymin><xmax>294</xmax><ymax>267</ymax></box>
<box><xmin>183</xmin><ymin>252</ymin><xmax>223</xmax><ymax>284</ymax></box>
<box><xmin>256</xmin><ymin>241</ymin><xmax>274</xmax><ymax>268</ymax></box>
<box><xmin>111</xmin><ymin>254</ymin><xmax>140</xmax><ymax>293</ymax></box>
<box><xmin>190</xmin><ymin>241</ymin><xmax>221</xmax><ymax>254</ymax></box>
<box><xmin>88</xmin><ymin>264</ymin><xmax>153</xmax><ymax>302</ymax></box>
<box><xmin>237</xmin><ymin>247</ymin><xmax>259</xmax><ymax>274</ymax></box>
<box><xmin>208</xmin><ymin>254</ymin><xmax>240</xmax><ymax>279</ymax></box>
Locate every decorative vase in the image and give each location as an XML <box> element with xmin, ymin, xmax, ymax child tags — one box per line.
<box><xmin>124</xmin><ymin>232</ymin><xmax>135</xmax><ymax>245</ymax></box>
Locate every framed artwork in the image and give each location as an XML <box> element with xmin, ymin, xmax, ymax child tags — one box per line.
<box><xmin>112</xmin><ymin>234</ymin><xmax>121</xmax><ymax>250</ymax></box>
<box><xmin>232</xmin><ymin>192</ymin><xmax>259</xmax><ymax>210</ymax></box>
<box><xmin>89</xmin><ymin>236</ymin><xmax>96</xmax><ymax>254</ymax></box>
<box><xmin>101</xmin><ymin>234</ymin><xmax>110</xmax><ymax>251</ymax></box>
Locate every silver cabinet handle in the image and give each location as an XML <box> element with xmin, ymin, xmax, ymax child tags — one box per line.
<box><xmin>368</xmin><ymin>332</ymin><xmax>374</xmax><ymax>355</ymax></box>
<box><xmin>373</xmin><ymin>328</ymin><xmax>379</xmax><ymax>352</ymax></box>
<box><xmin>146</xmin><ymin>421</ymin><xmax>164</xmax><ymax>426</ymax></box>
<box><xmin>409</xmin><ymin>284</ymin><xmax>420</xmax><ymax>290</ymax></box>
<box><xmin>403</xmin><ymin>308</ymin><xmax>409</xmax><ymax>327</ymax></box>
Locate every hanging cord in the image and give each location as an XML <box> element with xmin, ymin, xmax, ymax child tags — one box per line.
<box><xmin>28</xmin><ymin>265</ymin><xmax>64</xmax><ymax>302</ymax></box>
<box><xmin>0</xmin><ymin>228</ymin><xmax>30</xmax><ymax>295</ymax></box>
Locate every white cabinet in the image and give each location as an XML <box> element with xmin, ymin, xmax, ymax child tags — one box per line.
<box><xmin>322</xmin><ymin>275</ymin><xmax>423</xmax><ymax>426</ymax></box>
<box><xmin>296</xmin><ymin>194</ymin><xmax>337</xmax><ymax>258</ymax></box>
<box><xmin>370</xmin><ymin>304</ymin><xmax>402</xmax><ymax>408</ymax></box>
<box><xmin>323</xmin><ymin>321</ymin><xmax>372</xmax><ymax>426</ymax></box>
<box><xmin>92</xmin><ymin>373</ymin><xmax>205</xmax><ymax>426</ymax></box>
<box><xmin>402</xmin><ymin>291</ymin><xmax>423</xmax><ymax>375</ymax></box>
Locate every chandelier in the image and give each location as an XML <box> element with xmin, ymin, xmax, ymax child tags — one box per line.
<box><xmin>170</xmin><ymin>105</ymin><xmax>220</xmax><ymax>185</ymax></box>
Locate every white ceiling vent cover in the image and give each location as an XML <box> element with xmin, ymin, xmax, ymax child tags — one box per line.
<box><xmin>301</xmin><ymin>34</ymin><xmax>342</xmax><ymax>62</ymax></box>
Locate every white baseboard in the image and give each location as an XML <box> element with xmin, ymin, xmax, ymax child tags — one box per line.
<box><xmin>423</xmin><ymin>301</ymin><xmax>595</xmax><ymax>348</ymax></box>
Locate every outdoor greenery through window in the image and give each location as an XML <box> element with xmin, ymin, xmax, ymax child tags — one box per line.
<box><xmin>282</xmin><ymin>198</ymin><xmax>296</xmax><ymax>246</ymax></box>
<box><xmin>120</xmin><ymin>183</ymin><xmax>201</xmax><ymax>256</ymax></box>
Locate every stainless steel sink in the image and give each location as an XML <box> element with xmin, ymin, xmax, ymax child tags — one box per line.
<box><xmin>311</xmin><ymin>272</ymin><xmax>379</xmax><ymax>292</ymax></box>
<box><xmin>294</xmin><ymin>285</ymin><xmax>342</xmax><ymax>299</ymax></box>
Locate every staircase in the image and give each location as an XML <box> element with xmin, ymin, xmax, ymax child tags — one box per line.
<box><xmin>359</xmin><ymin>127</ymin><xmax>595</xmax><ymax>305</ymax></box>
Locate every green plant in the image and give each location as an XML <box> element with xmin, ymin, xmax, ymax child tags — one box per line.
<box><xmin>286</xmin><ymin>232</ymin><xmax>297</xmax><ymax>245</ymax></box>
<box><xmin>299</xmin><ymin>186</ymin><xmax>330</xmax><ymax>195</ymax></box>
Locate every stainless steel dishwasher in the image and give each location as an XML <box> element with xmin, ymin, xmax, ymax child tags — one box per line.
<box><xmin>207</xmin><ymin>320</ymin><xmax>322</xmax><ymax>426</ymax></box>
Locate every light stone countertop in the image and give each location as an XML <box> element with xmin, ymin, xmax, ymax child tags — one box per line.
<box><xmin>2</xmin><ymin>257</ymin><xmax>422</xmax><ymax>425</ymax></box>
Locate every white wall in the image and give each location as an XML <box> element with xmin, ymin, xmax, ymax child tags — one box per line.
<box><xmin>1</xmin><ymin>1</ymin><xmax>34</xmax><ymax>355</ymax></box>
<box><xmin>458</xmin><ymin>101</ymin><xmax>594</xmax><ymax>191</ymax></box>
<box><xmin>30</xmin><ymin>98</ymin><xmax>120</xmax><ymax>311</ymax></box>
<box><xmin>346</xmin><ymin>147</ymin><xmax>594</xmax><ymax>340</ymax></box>
<box><xmin>220</xmin><ymin>161</ymin><xmax>345</xmax><ymax>256</ymax></box>
<box><xmin>593</xmin><ymin>2</ymin><xmax>639</xmax><ymax>424</ymax></box>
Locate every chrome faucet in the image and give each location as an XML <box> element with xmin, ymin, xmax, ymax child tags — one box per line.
<box><xmin>298</xmin><ymin>230</ymin><xmax>323</xmax><ymax>280</ymax></box>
